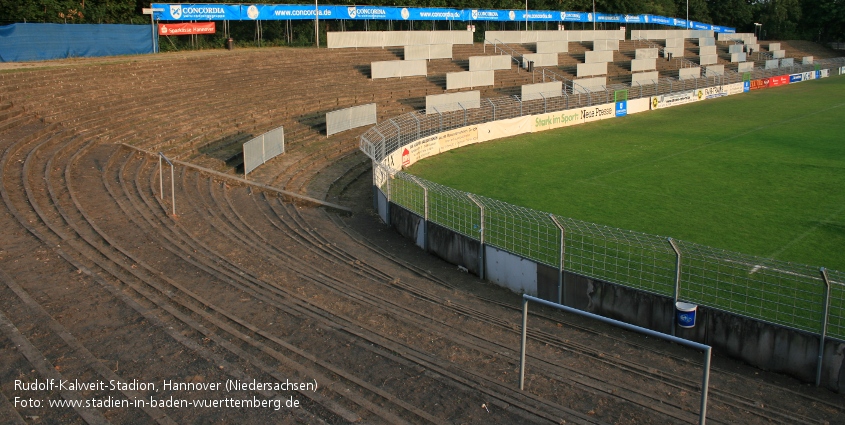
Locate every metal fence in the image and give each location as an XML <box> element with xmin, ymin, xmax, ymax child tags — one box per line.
<box><xmin>243</xmin><ymin>125</ymin><xmax>284</xmax><ymax>175</ymax></box>
<box><xmin>360</xmin><ymin>58</ymin><xmax>845</xmax><ymax>342</ymax></box>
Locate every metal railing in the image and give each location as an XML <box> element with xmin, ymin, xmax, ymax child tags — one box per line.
<box><xmin>158</xmin><ymin>152</ymin><xmax>176</xmax><ymax>216</ymax></box>
<box><xmin>483</xmin><ymin>38</ymin><xmax>523</xmax><ymax>72</ymax></box>
<box><xmin>360</xmin><ymin>59</ymin><xmax>845</xmax><ymax>348</ymax></box>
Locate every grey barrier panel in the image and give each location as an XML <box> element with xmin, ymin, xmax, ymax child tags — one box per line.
<box><xmin>522</xmin><ymin>53</ymin><xmax>558</xmax><ymax>67</ymax></box>
<box><xmin>371</xmin><ymin>60</ymin><xmax>427</xmax><ymax>79</ymax></box>
<box><xmin>699</xmin><ymin>45</ymin><xmax>717</xmax><ymax>55</ymax></box>
<box><xmin>768</xmin><ymin>42</ymin><xmax>781</xmax><ymax>51</ymax></box>
<box><xmin>679</xmin><ymin>67</ymin><xmax>702</xmax><ymax>80</ymax></box>
<box><xmin>665</xmin><ymin>38</ymin><xmax>685</xmax><ymax>48</ymax></box>
<box><xmin>803</xmin><ymin>56</ymin><xmax>813</xmax><ymax>65</ymax></box>
<box><xmin>780</xmin><ymin>58</ymin><xmax>794</xmax><ymax>67</ymax></box>
<box><xmin>631</xmin><ymin>58</ymin><xmax>656</xmax><ymax>72</ymax></box>
<box><xmin>536</xmin><ymin>40</ymin><xmax>569</xmax><ymax>53</ymax></box>
<box><xmin>664</xmin><ymin>47</ymin><xmax>685</xmax><ymax>57</ymax></box>
<box><xmin>404</xmin><ymin>44</ymin><xmax>452</xmax><ymax>60</ymax></box>
<box><xmin>572</xmin><ymin>76</ymin><xmax>607</xmax><ymax>92</ymax></box>
<box><xmin>593</xmin><ymin>39</ymin><xmax>619</xmax><ymax>51</ymax></box>
<box><xmin>745</xmin><ymin>44</ymin><xmax>760</xmax><ymax>53</ymax></box>
<box><xmin>577</xmin><ymin>62</ymin><xmax>607</xmax><ymax>77</ymax></box>
<box><xmin>521</xmin><ymin>81</ymin><xmax>562</xmax><ymax>101</ymax></box>
<box><xmin>729</xmin><ymin>44</ymin><xmax>744</xmax><ymax>54</ymax></box>
<box><xmin>765</xmin><ymin>59</ymin><xmax>780</xmax><ymax>69</ymax></box>
<box><xmin>631</xmin><ymin>71</ymin><xmax>659</xmax><ymax>85</ymax></box>
<box><xmin>326</xmin><ymin>103</ymin><xmax>377</xmax><ymax>137</ymax></box>
<box><xmin>446</xmin><ymin>70</ymin><xmax>494</xmax><ymax>90</ymax></box>
<box><xmin>705</xmin><ymin>65</ymin><xmax>724</xmax><ymax>77</ymax></box>
<box><xmin>425</xmin><ymin>91</ymin><xmax>480</xmax><ymax>114</ymax></box>
<box><xmin>484</xmin><ymin>30</ymin><xmax>525</xmax><ymax>44</ymax></box>
<box><xmin>699</xmin><ymin>55</ymin><xmax>718</xmax><ymax>65</ymax></box>
<box><xmin>718</xmin><ymin>32</ymin><xmax>754</xmax><ymax>42</ymax></box>
<box><xmin>469</xmin><ymin>55</ymin><xmax>511</xmax><ymax>71</ymax></box>
<box><xmin>328</xmin><ymin>31</ymin><xmax>470</xmax><ymax>48</ymax></box>
<box><xmin>772</xmin><ymin>50</ymin><xmax>785</xmax><ymax>59</ymax></box>
<box><xmin>243</xmin><ymin>125</ymin><xmax>284</xmax><ymax>175</ymax></box>
<box><xmin>635</xmin><ymin>48</ymin><xmax>659</xmax><ymax>59</ymax></box>
<box><xmin>737</xmin><ymin>61</ymin><xmax>754</xmax><ymax>72</ymax></box>
<box><xmin>731</xmin><ymin>52</ymin><xmax>747</xmax><ymax>63</ymax></box>
<box><xmin>699</xmin><ymin>37</ymin><xmax>716</xmax><ymax>46</ymax></box>
<box><xmin>485</xmin><ymin>30</ymin><xmax>623</xmax><ymax>44</ymax></box>
<box><xmin>585</xmin><ymin>50</ymin><xmax>614</xmax><ymax>63</ymax></box>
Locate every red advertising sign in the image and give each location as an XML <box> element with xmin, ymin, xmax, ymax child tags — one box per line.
<box><xmin>769</xmin><ymin>75</ymin><xmax>789</xmax><ymax>87</ymax></box>
<box><xmin>750</xmin><ymin>78</ymin><xmax>770</xmax><ymax>90</ymax></box>
<box><xmin>158</xmin><ymin>22</ymin><xmax>216</xmax><ymax>36</ymax></box>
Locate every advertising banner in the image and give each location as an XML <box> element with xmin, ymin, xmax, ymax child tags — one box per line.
<box><xmin>252</xmin><ymin>4</ymin><xmax>334</xmax><ymax>20</ymax></box>
<box><xmin>789</xmin><ymin>73</ymin><xmax>803</xmax><ymax>83</ymax></box>
<box><xmin>818</xmin><ymin>69</ymin><xmax>830</xmax><ymax>78</ymax></box>
<box><xmin>697</xmin><ymin>85</ymin><xmax>727</xmax><ymax>100</ymax></box>
<box><xmin>726</xmin><ymin>82</ymin><xmax>745</xmax><ymax>96</ymax></box>
<box><xmin>769</xmin><ymin>75</ymin><xmax>788</xmax><ymax>87</ymax></box>
<box><xmin>650</xmin><ymin>90</ymin><xmax>698</xmax><ymax>109</ymax></box>
<box><xmin>750</xmin><ymin>78</ymin><xmax>770</xmax><ymax>90</ymax></box>
<box><xmin>743</xmin><ymin>81</ymin><xmax>751</xmax><ymax>92</ymax></box>
<box><xmin>840</xmin><ymin>66</ymin><xmax>845</xmax><ymax>75</ymax></box>
<box><xmin>531</xmin><ymin>102</ymin><xmax>615</xmax><ymax>132</ymax></box>
<box><xmin>477</xmin><ymin>117</ymin><xmax>532</xmax><ymax>143</ymax></box>
<box><xmin>399</xmin><ymin>125</ymin><xmax>481</xmax><ymax>168</ymax></box>
<box><xmin>158</xmin><ymin>22</ymin><xmax>215</xmax><ymax>35</ymax></box>
<box><xmin>154</xmin><ymin>4</ymin><xmax>240</xmax><ymax>20</ymax></box>
<box><xmin>615</xmin><ymin>101</ymin><xmax>627</xmax><ymax>117</ymax></box>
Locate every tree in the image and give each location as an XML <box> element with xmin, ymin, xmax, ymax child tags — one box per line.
<box><xmin>707</xmin><ymin>0</ymin><xmax>753</xmax><ymax>31</ymax></box>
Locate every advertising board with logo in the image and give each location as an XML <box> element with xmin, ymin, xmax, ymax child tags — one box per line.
<box><xmin>768</xmin><ymin>75</ymin><xmax>788</xmax><ymax>87</ymax></box>
<box><xmin>840</xmin><ymin>66</ymin><xmax>845</xmax><ymax>75</ymax></box>
<box><xmin>615</xmin><ymin>101</ymin><xmax>627</xmax><ymax>117</ymax></box>
<box><xmin>750</xmin><ymin>78</ymin><xmax>770</xmax><ymax>90</ymax></box>
<box><xmin>158</xmin><ymin>22</ymin><xmax>215</xmax><ymax>35</ymax></box>
<box><xmin>727</xmin><ymin>82</ymin><xmax>745</xmax><ymax>96</ymax></box>
<box><xmin>391</xmin><ymin>126</ymin><xmax>481</xmax><ymax>169</ymax></box>
<box><xmin>650</xmin><ymin>90</ymin><xmax>698</xmax><ymax>110</ymax></box>
<box><xmin>698</xmin><ymin>85</ymin><xmax>727</xmax><ymax>99</ymax></box>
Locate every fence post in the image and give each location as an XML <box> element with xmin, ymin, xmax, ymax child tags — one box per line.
<box><xmin>549</xmin><ymin>214</ymin><xmax>566</xmax><ymax>305</ymax></box>
<box><xmin>487</xmin><ymin>98</ymin><xmax>496</xmax><ymax>121</ymax></box>
<box><xmin>411</xmin><ymin>112</ymin><xmax>421</xmax><ymax>141</ymax></box>
<box><xmin>458</xmin><ymin>102</ymin><xmax>467</xmax><ymax>126</ymax></box>
<box><xmin>373</xmin><ymin>127</ymin><xmax>387</xmax><ymax>162</ymax></box>
<box><xmin>389</xmin><ymin>119</ymin><xmax>401</xmax><ymax>148</ymax></box>
<box><xmin>409</xmin><ymin>175</ymin><xmax>429</xmax><ymax>252</ymax></box>
<box><xmin>668</xmin><ymin>237</ymin><xmax>681</xmax><ymax>337</ymax></box>
<box><xmin>540</xmin><ymin>92</ymin><xmax>547</xmax><ymax>113</ymax></box>
<box><xmin>519</xmin><ymin>296</ymin><xmax>529</xmax><ymax>390</ymax></box>
<box><xmin>514</xmin><ymin>95</ymin><xmax>523</xmax><ymax>116</ymax></box>
<box><xmin>468</xmin><ymin>194</ymin><xmax>485</xmax><ymax>280</ymax></box>
<box><xmin>158</xmin><ymin>152</ymin><xmax>175</xmax><ymax>216</ymax></box>
<box><xmin>816</xmin><ymin>267</ymin><xmax>831</xmax><ymax>387</ymax></box>
<box><xmin>434</xmin><ymin>106</ymin><xmax>443</xmax><ymax>132</ymax></box>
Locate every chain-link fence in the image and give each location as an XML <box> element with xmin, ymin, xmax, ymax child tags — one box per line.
<box><xmin>363</xmin><ymin>59</ymin><xmax>845</xmax><ymax>341</ymax></box>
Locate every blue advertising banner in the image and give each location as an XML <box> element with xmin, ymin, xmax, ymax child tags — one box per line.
<box><xmin>743</xmin><ymin>81</ymin><xmax>751</xmax><ymax>92</ymax></box>
<box><xmin>150</xmin><ymin>3</ymin><xmax>734</xmax><ymax>32</ymax></box>
<box><xmin>789</xmin><ymin>73</ymin><xmax>803</xmax><ymax>83</ymax></box>
<box><xmin>615</xmin><ymin>101</ymin><xmax>627</xmax><ymax>117</ymax></box>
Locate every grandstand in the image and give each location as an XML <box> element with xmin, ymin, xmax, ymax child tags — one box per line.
<box><xmin>0</xmin><ymin>28</ymin><xmax>844</xmax><ymax>424</ymax></box>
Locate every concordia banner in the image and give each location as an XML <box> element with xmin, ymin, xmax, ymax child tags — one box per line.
<box><xmin>150</xmin><ymin>3</ymin><xmax>734</xmax><ymax>31</ymax></box>
<box><xmin>158</xmin><ymin>22</ymin><xmax>215</xmax><ymax>35</ymax></box>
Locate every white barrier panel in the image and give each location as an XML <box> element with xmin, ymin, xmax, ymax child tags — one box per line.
<box><xmin>699</xmin><ymin>45</ymin><xmax>717</xmax><ymax>55</ymax></box>
<box><xmin>780</xmin><ymin>58</ymin><xmax>794</xmax><ymax>67</ymax></box>
<box><xmin>768</xmin><ymin>42</ymin><xmax>781</xmax><ymax>51</ymax></box>
<box><xmin>328</xmin><ymin>31</ymin><xmax>471</xmax><ymax>48</ymax></box>
<box><xmin>631</xmin><ymin>71</ymin><xmax>659</xmax><ymax>86</ymax></box>
<box><xmin>841</xmin><ymin>66</ymin><xmax>845</xmax><ymax>75</ymax></box>
<box><xmin>631</xmin><ymin>58</ymin><xmax>656</xmax><ymax>72</ymax></box>
<box><xmin>627</xmin><ymin>98</ymin><xmax>650</xmax><ymax>114</ymax></box>
<box><xmin>650</xmin><ymin>89</ymin><xmax>699</xmax><ymax>110</ymax></box>
<box><xmin>536</xmin><ymin>40</ymin><xmax>569</xmax><ymax>53</ymax></box>
<box><xmin>326</xmin><ymin>103</ymin><xmax>377</xmax><ymax>137</ymax></box>
<box><xmin>576</xmin><ymin>62</ymin><xmax>607</xmax><ymax>77</ymax></box>
<box><xmin>665</xmin><ymin>38</ymin><xmax>685</xmax><ymax>48</ymax></box>
<box><xmin>737</xmin><ymin>61</ymin><xmax>754</xmax><ymax>72</ymax></box>
<box><xmin>521</xmin><ymin>81</ymin><xmax>562</xmax><ymax>101</ymax></box>
<box><xmin>803</xmin><ymin>56</ymin><xmax>813</xmax><ymax>65</ymax></box>
<box><xmin>772</xmin><ymin>50</ymin><xmax>785</xmax><ymax>59</ymax></box>
<box><xmin>593</xmin><ymin>39</ymin><xmax>619</xmax><ymax>51</ymax></box>
<box><xmin>699</xmin><ymin>37</ymin><xmax>716</xmax><ymax>46</ymax></box>
<box><xmin>705</xmin><ymin>65</ymin><xmax>724</xmax><ymax>76</ymax></box>
<box><xmin>243</xmin><ymin>126</ymin><xmax>284</xmax><ymax>175</ymax></box>
<box><xmin>404</xmin><ymin>44</ymin><xmax>453</xmax><ymax>60</ymax></box>
<box><xmin>731</xmin><ymin>52</ymin><xmax>746</xmax><ymax>62</ymax></box>
<box><xmin>585</xmin><ymin>50</ymin><xmax>614</xmax><ymax>63</ymax></box>
<box><xmin>522</xmin><ymin>53</ymin><xmax>558</xmax><ymax>67</ymax></box>
<box><xmin>679</xmin><ymin>67</ymin><xmax>701</xmax><ymax>80</ymax></box>
<box><xmin>446</xmin><ymin>70</ymin><xmax>494</xmax><ymax>90</ymax></box>
<box><xmin>765</xmin><ymin>59</ymin><xmax>779</xmax><ymax>69</ymax></box>
<box><xmin>635</xmin><ymin>48</ymin><xmax>658</xmax><ymax>59</ymax></box>
<box><xmin>699</xmin><ymin>54</ymin><xmax>718</xmax><ymax>65</ymax></box>
<box><xmin>425</xmin><ymin>91</ymin><xmax>480</xmax><ymax>114</ymax></box>
<box><xmin>728</xmin><ymin>44</ymin><xmax>744</xmax><ymax>54</ymax></box>
<box><xmin>469</xmin><ymin>55</ymin><xmax>511</xmax><ymax>71</ymax></box>
<box><xmin>572</xmin><ymin>77</ymin><xmax>606</xmax><ymax>92</ymax></box>
<box><xmin>371</xmin><ymin>60</ymin><xmax>427</xmax><ymax>79</ymax></box>
<box><xmin>664</xmin><ymin>47</ymin><xmax>684</xmax><ymax>57</ymax></box>
<box><xmin>745</xmin><ymin>44</ymin><xmax>759</xmax><ymax>53</ymax></box>
<box><xmin>485</xmin><ymin>247</ymin><xmax>537</xmax><ymax>296</ymax></box>
<box><xmin>485</xmin><ymin>30</ymin><xmax>624</xmax><ymax>44</ymax></box>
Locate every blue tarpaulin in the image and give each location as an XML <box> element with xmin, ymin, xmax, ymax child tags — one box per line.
<box><xmin>0</xmin><ymin>23</ymin><xmax>154</xmax><ymax>62</ymax></box>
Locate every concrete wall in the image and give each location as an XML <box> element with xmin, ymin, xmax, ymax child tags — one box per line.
<box><xmin>729</xmin><ymin>44</ymin><xmax>745</xmax><ymax>54</ymax></box>
<box><xmin>371</xmin><ymin>60</ymin><xmax>427</xmax><ymax>79</ymax></box>
<box><xmin>632</xmin><ymin>29</ymin><xmax>713</xmax><ymax>40</ymax></box>
<box><xmin>780</xmin><ymin>58</ymin><xmax>794</xmax><ymax>67</ymax></box>
<box><xmin>585</xmin><ymin>50</ymin><xmax>614</xmax><ymax>63</ymax></box>
<box><xmin>698</xmin><ymin>45</ymin><xmax>717</xmax><ymax>55</ymax></box>
<box><xmin>665</xmin><ymin>38</ymin><xmax>685</xmax><ymax>48</ymax></box>
<box><xmin>592</xmin><ymin>39</ymin><xmax>619</xmax><ymax>51</ymax></box>
<box><xmin>404</xmin><ymin>44</ymin><xmax>452</xmax><ymax>60</ymax></box>
<box><xmin>631</xmin><ymin>71</ymin><xmax>659</xmax><ymax>86</ymax></box>
<box><xmin>705</xmin><ymin>64</ymin><xmax>724</xmax><ymax>77</ymax></box>
<box><xmin>699</xmin><ymin>54</ymin><xmax>718</xmax><ymax>65</ymax></box>
<box><xmin>678</xmin><ymin>67</ymin><xmax>701</xmax><ymax>80</ymax></box>
<box><xmin>803</xmin><ymin>56</ymin><xmax>813</xmax><ymax>65</ymax></box>
<box><xmin>746</xmin><ymin>44</ymin><xmax>759</xmax><ymax>53</ymax></box>
<box><xmin>536</xmin><ymin>40</ymin><xmax>569</xmax><ymax>54</ymax></box>
<box><xmin>425</xmin><ymin>91</ymin><xmax>480</xmax><ymax>114</ymax></box>
<box><xmin>768</xmin><ymin>42</ymin><xmax>781</xmax><ymax>51</ymax></box>
<box><xmin>521</xmin><ymin>81</ymin><xmax>563</xmax><ymax>101</ymax></box>
<box><xmin>328</xmin><ymin>30</ymin><xmax>471</xmax><ymax>48</ymax></box>
<box><xmin>737</xmin><ymin>61</ymin><xmax>754</xmax><ymax>73</ymax></box>
<box><xmin>577</xmin><ymin>62</ymin><xmax>607</xmax><ymax>77</ymax></box>
<box><xmin>731</xmin><ymin>52</ymin><xmax>747</xmax><ymax>63</ymax></box>
<box><xmin>469</xmin><ymin>55</ymin><xmax>512</xmax><ymax>71</ymax></box>
<box><xmin>772</xmin><ymin>50</ymin><xmax>785</xmax><ymax>59</ymax></box>
<box><xmin>485</xmin><ymin>30</ymin><xmax>625</xmax><ymax>44</ymax></box>
<box><xmin>446</xmin><ymin>70</ymin><xmax>494</xmax><ymax>90</ymax></box>
<box><xmin>572</xmin><ymin>76</ymin><xmax>607</xmax><ymax>92</ymax></box>
<box><xmin>631</xmin><ymin>58</ymin><xmax>656</xmax><ymax>72</ymax></box>
<box><xmin>635</xmin><ymin>48</ymin><xmax>659</xmax><ymax>59</ymax></box>
<box><xmin>765</xmin><ymin>59</ymin><xmax>779</xmax><ymax>69</ymax></box>
<box><xmin>486</xmin><ymin>246</ymin><xmax>537</xmax><ymax>295</ymax></box>
<box><xmin>698</xmin><ymin>37</ymin><xmax>715</xmax><ymax>46</ymax></box>
<box><xmin>523</xmin><ymin>53</ymin><xmax>558</xmax><ymax>67</ymax></box>
<box><xmin>664</xmin><ymin>47</ymin><xmax>684</xmax><ymax>57</ymax></box>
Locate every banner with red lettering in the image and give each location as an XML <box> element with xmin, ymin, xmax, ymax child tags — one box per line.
<box><xmin>158</xmin><ymin>22</ymin><xmax>216</xmax><ymax>36</ymax></box>
<box><xmin>750</xmin><ymin>78</ymin><xmax>770</xmax><ymax>90</ymax></box>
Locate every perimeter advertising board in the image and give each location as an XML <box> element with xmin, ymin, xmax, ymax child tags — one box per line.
<box><xmin>769</xmin><ymin>75</ymin><xmax>788</xmax><ymax>87</ymax></box>
<box><xmin>158</xmin><ymin>22</ymin><xmax>215</xmax><ymax>35</ymax></box>
<box><xmin>650</xmin><ymin>90</ymin><xmax>699</xmax><ymax>109</ymax></box>
<box><xmin>394</xmin><ymin>126</ymin><xmax>481</xmax><ymax>169</ymax></box>
<box><xmin>750</xmin><ymin>78</ymin><xmax>770</xmax><ymax>90</ymax></box>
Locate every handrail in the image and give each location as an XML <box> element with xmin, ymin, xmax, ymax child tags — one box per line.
<box><xmin>158</xmin><ymin>152</ymin><xmax>176</xmax><ymax>216</ymax></box>
<box><xmin>484</xmin><ymin>38</ymin><xmax>523</xmax><ymax>72</ymax></box>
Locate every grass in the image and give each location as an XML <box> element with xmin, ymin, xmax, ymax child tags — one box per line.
<box><xmin>408</xmin><ymin>76</ymin><xmax>845</xmax><ymax>273</ymax></box>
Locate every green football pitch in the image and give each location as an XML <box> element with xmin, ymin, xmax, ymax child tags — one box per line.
<box><xmin>408</xmin><ymin>76</ymin><xmax>845</xmax><ymax>272</ymax></box>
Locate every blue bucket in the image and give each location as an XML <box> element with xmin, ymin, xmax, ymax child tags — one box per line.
<box><xmin>676</xmin><ymin>302</ymin><xmax>698</xmax><ymax>328</ymax></box>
